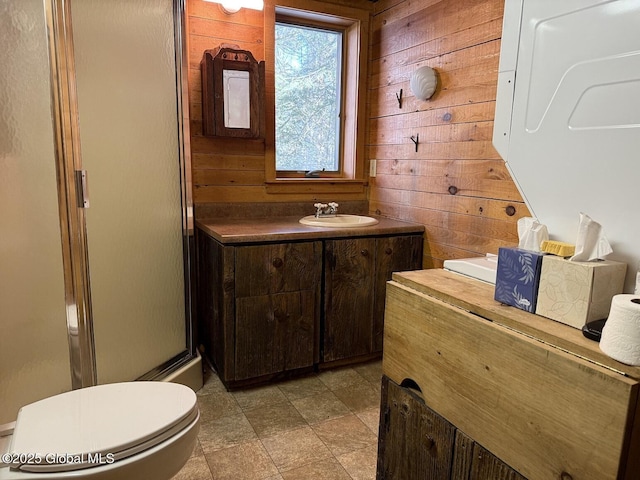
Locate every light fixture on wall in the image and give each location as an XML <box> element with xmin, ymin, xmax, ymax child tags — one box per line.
<box><xmin>410</xmin><ymin>65</ymin><xmax>438</xmax><ymax>101</ymax></box>
<box><xmin>203</xmin><ymin>0</ymin><xmax>264</xmax><ymax>14</ymax></box>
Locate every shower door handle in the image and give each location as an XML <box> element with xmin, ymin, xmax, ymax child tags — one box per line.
<box><xmin>75</xmin><ymin>170</ymin><xmax>90</xmax><ymax>208</ymax></box>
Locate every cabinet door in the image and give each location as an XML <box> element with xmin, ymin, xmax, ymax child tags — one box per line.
<box><xmin>373</xmin><ymin>235</ymin><xmax>423</xmax><ymax>351</ymax></box>
<box><xmin>235</xmin><ymin>291</ymin><xmax>318</xmax><ymax>380</ymax></box>
<box><xmin>234</xmin><ymin>241</ymin><xmax>321</xmax><ymax>381</ymax></box>
<box><xmin>377</xmin><ymin>376</ymin><xmax>455</xmax><ymax>480</ymax></box>
<box><xmin>452</xmin><ymin>431</ymin><xmax>526</xmax><ymax>480</ymax></box>
<box><xmin>323</xmin><ymin>238</ymin><xmax>375</xmax><ymax>362</ymax></box>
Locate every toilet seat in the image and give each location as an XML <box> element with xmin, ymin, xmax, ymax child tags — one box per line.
<box><xmin>7</xmin><ymin>382</ymin><xmax>197</xmax><ymax>474</ymax></box>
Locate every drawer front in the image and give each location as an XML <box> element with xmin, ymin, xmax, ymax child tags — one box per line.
<box><xmin>383</xmin><ymin>281</ymin><xmax>639</xmax><ymax>480</ymax></box>
<box><xmin>235</xmin><ymin>241</ymin><xmax>322</xmax><ymax>297</ymax></box>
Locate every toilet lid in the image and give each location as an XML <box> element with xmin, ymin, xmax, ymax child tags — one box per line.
<box><xmin>8</xmin><ymin>381</ymin><xmax>198</xmax><ymax>473</ymax></box>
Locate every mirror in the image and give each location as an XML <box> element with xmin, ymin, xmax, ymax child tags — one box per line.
<box><xmin>201</xmin><ymin>44</ymin><xmax>265</xmax><ymax>138</ymax></box>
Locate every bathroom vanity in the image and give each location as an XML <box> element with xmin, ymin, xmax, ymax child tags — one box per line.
<box><xmin>378</xmin><ymin>269</ymin><xmax>640</xmax><ymax>480</ymax></box>
<box><xmin>196</xmin><ymin>216</ymin><xmax>423</xmax><ymax>388</ymax></box>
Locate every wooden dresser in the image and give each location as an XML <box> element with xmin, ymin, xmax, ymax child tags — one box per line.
<box><xmin>378</xmin><ymin>269</ymin><xmax>640</xmax><ymax>480</ymax></box>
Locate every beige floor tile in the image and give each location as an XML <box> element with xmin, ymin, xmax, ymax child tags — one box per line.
<box><xmin>198</xmin><ymin>413</ymin><xmax>257</xmax><ymax>453</ymax></box>
<box><xmin>355</xmin><ymin>407</ymin><xmax>380</xmax><ymax>436</ymax></box>
<box><xmin>280</xmin><ymin>458</ymin><xmax>351</xmax><ymax>480</ymax></box>
<box><xmin>317</xmin><ymin>367</ymin><xmax>369</xmax><ymax>391</ymax></box>
<box><xmin>290</xmin><ymin>391</ymin><xmax>351</xmax><ymax>424</ymax></box>
<box><xmin>171</xmin><ymin>454</ymin><xmax>213</xmax><ymax>480</ymax></box>
<box><xmin>312</xmin><ymin>414</ymin><xmax>377</xmax><ymax>457</ymax></box>
<box><xmin>233</xmin><ymin>384</ymin><xmax>289</xmax><ymax>411</ymax></box>
<box><xmin>332</xmin><ymin>382</ymin><xmax>380</xmax><ymax>413</ymax></box>
<box><xmin>204</xmin><ymin>439</ymin><xmax>279</xmax><ymax>480</ymax></box>
<box><xmin>277</xmin><ymin>375</ymin><xmax>329</xmax><ymax>401</ymax></box>
<box><xmin>353</xmin><ymin>361</ymin><xmax>383</xmax><ymax>386</ymax></box>
<box><xmin>336</xmin><ymin>444</ymin><xmax>378</xmax><ymax>480</ymax></box>
<box><xmin>197</xmin><ymin>391</ymin><xmax>242</xmax><ymax>423</ymax></box>
<box><xmin>245</xmin><ymin>402</ymin><xmax>307</xmax><ymax>438</ymax></box>
<box><xmin>261</xmin><ymin>426</ymin><xmax>332</xmax><ymax>472</ymax></box>
<box><xmin>197</xmin><ymin>369</ymin><xmax>228</xmax><ymax>396</ymax></box>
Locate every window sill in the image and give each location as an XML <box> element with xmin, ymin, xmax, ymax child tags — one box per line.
<box><xmin>265</xmin><ymin>178</ymin><xmax>367</xmax><ymax>194</ymax></box>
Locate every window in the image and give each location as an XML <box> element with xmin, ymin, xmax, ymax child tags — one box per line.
<box><xmin>265</xmin><ymin>1</ymin><xmax>369</xmax><ymax>188</ymax></box>
<box><xmin>275</xmin><ymin>21</ymin><xmax>342</xmax><ymax>173</ymax></box>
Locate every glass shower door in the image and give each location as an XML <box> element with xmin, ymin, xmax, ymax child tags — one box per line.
<box><xmin>70</xmin><ymin>0</ymin><xmax>188</xmax><ymax>383</ymax></box>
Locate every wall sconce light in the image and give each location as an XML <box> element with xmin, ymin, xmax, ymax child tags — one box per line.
<box><xmin>204</xmin><ymin>0</ymin><xmax>264</xmax><ymax>14</ymax></box>
<box><xmin>410</xmin><ymin>66</ymin><xmax>438</xmax><ymax>101</ymax></box>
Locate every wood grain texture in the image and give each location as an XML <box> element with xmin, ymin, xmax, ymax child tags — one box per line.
<box><xmin>196</xmin><ymin>230</ymin><xmax>236</xmax><ymax>380</ymax></box>
<box><xmin>187</xmin><ymin>0</ymin><xmax>370</xmax><ymax>207</ymax></box>
<box><xmin>367</xmin><ymin>0</ymin><xmax>528</xmax><ymax>267</ymax></box>
<box><xmin>377</xmin><ymin>376</ymin><xmax>456</xmax><ymax>479</ymax></box>
<box><xmin>468</xmin><ymin>443</ymin><xmax>526</xmax><ymax>480</ymax></box>
<box><xmin>383</xmin><ymin>273</ymin><xmax>640</xmax><ymax>480</ymax></box>
<box><xmin>323</xmin><ymin>238</ymin><xmax>376</xmax><ymax>362</ymax></box>
<box><xmin>373</xmin><ymin>235</ymin><xmax>423</xmax><ymax>351</ymax></box>
<box><xmin>235</xmin><ymin>290</ymin><xmax>318</xmax><ymax>380</ymax></box>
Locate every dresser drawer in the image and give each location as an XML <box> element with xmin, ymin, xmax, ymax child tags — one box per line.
<box><xmin>383</xmin><ymin>279</ymin><xmax>640</xmax><ymax>480</ymax></box>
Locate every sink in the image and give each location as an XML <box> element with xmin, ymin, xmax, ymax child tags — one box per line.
<box><xmin>299</xmin><ymin>214</ymin><xmax>379</xmax><ymax>228</ymax></box>
<box><xmin>443</xmin><ymin>254</ymin><xmax>498</xmax><ymax>284</ymax></box>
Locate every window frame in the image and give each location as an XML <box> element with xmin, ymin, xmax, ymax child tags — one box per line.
<box><xmin>264</xmin><ymin>0</ymin><xmax>369</xmax><ymax>192</ymax></box>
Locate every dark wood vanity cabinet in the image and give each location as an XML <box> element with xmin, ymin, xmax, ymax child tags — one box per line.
<box><xmin>377</xmin><ymin>376</ymin><xmax>525</xmax><ymax>480</ymax></box>
<box><xmin>196</xmin><ymin>223</ymin><xmax>423</xmax><ymax>388</ymax></box>
<box><xmin>323</xmin><ymin>235</ymin><xmax>423</xmax><ymax>363</ymax></box>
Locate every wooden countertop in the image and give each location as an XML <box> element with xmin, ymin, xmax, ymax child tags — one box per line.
<box><xmin>196</xmin><ymin>215</ymin><xmax>425</xmax><ymax>244</ymax></box>
<box><xmin>391</xmin><ymin>268</ymin><xmax>640</xmax><ymax>381</ymax></box>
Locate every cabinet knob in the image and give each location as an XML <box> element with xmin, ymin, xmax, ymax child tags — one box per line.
<box><xmin>272</xmin><ymin>257</ymin><xmax>283</xmax><ymax>268</ymax></box>
<box><xmin>385</xmin><ymin>247</ymin><xmax>393</xmax><ymax>255</ymax></box>
<box><xmin>360</xmin><ymin>249</ymin><xmax>369</xmax><ymax>257</ymax></box>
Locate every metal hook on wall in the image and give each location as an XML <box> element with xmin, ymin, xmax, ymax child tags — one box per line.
<box><xmin>396</xmin><ymin>89</ymin><xmax>403</xmax><ymax>109</ymax></box>
<box><xmin>410</xmin><ymin>134</ymin><xmax>419</xmax><ymax>152</ymax></box>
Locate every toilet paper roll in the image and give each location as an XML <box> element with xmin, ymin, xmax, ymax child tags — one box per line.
<box><xmin>600</xmin><ymin>294</ymin><xmax>640</xmax><ymax>365</ymax></box>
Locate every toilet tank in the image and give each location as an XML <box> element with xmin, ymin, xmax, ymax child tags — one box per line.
<box><xmin>493</xmin><ymin>0</ymin><xmax>640</xmax><ymax>292</ymax></box>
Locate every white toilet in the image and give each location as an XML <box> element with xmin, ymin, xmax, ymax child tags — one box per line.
<box><xmin>0</xmin><ymin>382</ymin><xmax>199</xmax><ymax>480</ymax></box>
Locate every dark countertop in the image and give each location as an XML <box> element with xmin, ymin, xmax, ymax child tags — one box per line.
<box><xmin>196</xmin><ymin>215</ymin><xmax>425</xmax><ymax>244</ymax></box>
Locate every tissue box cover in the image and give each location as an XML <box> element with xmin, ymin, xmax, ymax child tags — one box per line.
<box><xmin>535</xmin><ymin>255</ymin><xmax>626</xmax><ymax>329</ymax></box>
<box><xmin>494</xmin><ymin>247</ymin><xmax>544</xmax><ymax>313</ymax></box>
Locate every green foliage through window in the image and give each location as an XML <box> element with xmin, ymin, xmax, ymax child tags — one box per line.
<box><xmin>275</xmin><ymin>22</ymin><xmax>342</xmax><ymax>173</ymax></box>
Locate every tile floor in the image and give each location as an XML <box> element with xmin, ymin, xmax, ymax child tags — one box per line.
<box><xmin>172</xmin><ymin>360</ymin><xmax>383</xmax><ymax>480</ymax></box>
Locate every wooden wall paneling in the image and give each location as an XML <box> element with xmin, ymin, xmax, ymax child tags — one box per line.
<box><xmin>368</xmin><ymin>0</ymin><xmax>527</xmax><ymax>267</ymax></box>
<box><xmin>370</xmin><ymin>0</ymin><xmax>503</xmax><ymax>60</ymax></box>
<box><xmin>369</xmin><ymin>188</ymin><xmax>525</xmax><ymax>223</ymax></box>
<box><xmin>370</xmin><ymin>38</ymin><xmax>501</xmax><ymax>91</ymax></box>
<box><xmin>371</xmin><ymin>162</ymin><xmax>524</xmax><ymax>202</ymax></box>
<box><xmin>369</xmin><ymin>102</ymin><xmax>497</xmax><ymax>140</ymax></box>
<box><xmin>187</xmin><ymin>0</ymin><xmax>371</xmax><ymax>208</ymax></box>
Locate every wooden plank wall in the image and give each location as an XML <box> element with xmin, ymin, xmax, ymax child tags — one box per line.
<box><xmin>187</xmin><ymin>0</ymin><xmax>267</xmax><ymax>205</ymax></box>
<box><xmin>367</xmin><ymin>0</ymin><xmax>529</xmax><ymax>268</ymax></box>
<box><xmin>186</xmin><ymin>0</ymin><xmax>529</xmax><ymax>267</ymax></box>
<box><xmin>187</xmin><ymin>0</ymin><xmax>371</xmax><ymax>207</ymax></box>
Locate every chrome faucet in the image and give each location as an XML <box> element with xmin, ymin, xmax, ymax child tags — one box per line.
<box><xmin>314</xmin><ymin>202</ymin><xmax>339</xmax><ymax>218</ymax></box>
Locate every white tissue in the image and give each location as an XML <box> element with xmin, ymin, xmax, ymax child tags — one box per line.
<box><xmin>517</xmin><ymin>217</ymin><xmax>548</xmax><ymax>252</ymax></box>
<box><xmin>570</xmin><ymin>213</ymin><xmax>613</xmax><ymax>262</ymax></box>
<box><xmin>600</xmin><ymin>294</ymin><xmax>640</xmax><ymax>365</ymax></box>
